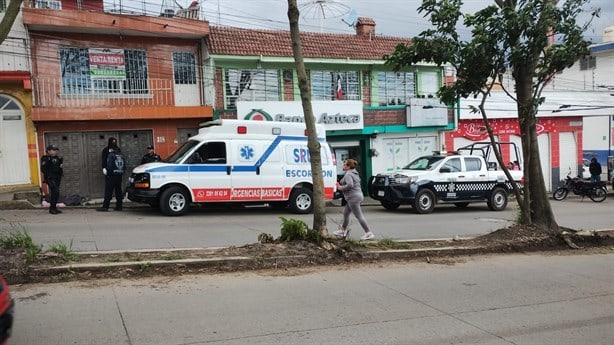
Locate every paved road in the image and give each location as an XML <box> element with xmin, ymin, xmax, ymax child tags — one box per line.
<box><xmin>8</xmin><ymin>252</ymin><xmax>614</xmax><ymax>345</ymax></box>
<box><xmin>0</xmin><ymin>198</ymin><xmax>612</xmax><ymax>252</ymax></box>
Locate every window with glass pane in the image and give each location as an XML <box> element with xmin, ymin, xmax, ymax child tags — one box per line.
<box><xmin>377</xmin><ymin>71</ymin><xmax>415</xmax><ymax>106</ymax></box>
<box><xmin>310</xmin><ymin>71</ymin><xmax>360</xmax><ymax>101</ymax></box>
<box><xmin>60</xmin><ymin>47</ymin><xmax>149</xmax><ymax>95</ymax></box>
<box><xmin>224</xmin><ymin>69</ymin><xmax>280</xmax><ymax>109</ymax></box>
<box><xmin>173</xmin><ymin>52</ymin><xmax>197</xmax><ymax>85</ymax></box>
<box><xmin>0</xmin><ymin>0</ymin><xmax>6</xmax><ymax>12</ymax></box>
<box><xmin>419</xmin><ymin>71</ymin><xmax>440</xmax><ymax>97</ymax></box>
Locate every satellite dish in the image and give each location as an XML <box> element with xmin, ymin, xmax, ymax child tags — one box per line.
<box><xmin>342</xmin><ymin>9</ymin><xmax>358</xmax><ymax>27</ymax></box>
<box><xmin>299</xmin><ymin>0</ymin><xmax>351</xmax><ymax>31</ymax></box>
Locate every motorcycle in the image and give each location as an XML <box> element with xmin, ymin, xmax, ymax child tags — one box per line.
<box><xmin>552</xmin><ymin>173</ymin><xmax>607</xmax><ymax>202</ymax></box>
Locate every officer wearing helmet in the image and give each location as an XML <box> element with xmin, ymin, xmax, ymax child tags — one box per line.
<box><xmin>41</xmin><ymin>144</ymin><xmax>64</xmax><ymax>214</ymax></box>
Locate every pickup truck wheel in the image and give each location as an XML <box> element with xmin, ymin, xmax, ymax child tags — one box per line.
<box><xmin>454</xmin><ymin>202</ymin><xmax>470</xmax><ymax>208</ymax></box>
<box><xmin>413</xmin><ymin>189</ymin><xmax>435</xmax><ymax>214</ymax></box>
<box><xmin>160</xmin><ymin>186</ymin><xmax>190</xmax><ymax>216</ymax></box>
<box><xmin>289</xmin><ymin>187</ymin><xmax>313</xmax><ymax>214</ymax></box>
<box><xmin>487</xmin><ymin>187</ymin><xmax>508</xmax><ymax>211</ymax></box>
<box><xmin>381</xmin><ymin>200</ymin><xmax>401</xmax><ymax>210</ymax></box>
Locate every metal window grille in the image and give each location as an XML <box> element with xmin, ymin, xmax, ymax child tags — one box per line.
<box><xmin>310</xmin><ymin>70</ymin><xmax>360</xmax><ymax>100</ymax></box>
<box><xmin>173</xmin><ymin>52</ymin><xmax>197</xmax><ymax>85</ymax></box>
<box><xmin>60</xmin><ymin>47</ymin><xmax>149</xmax><ymax>95</ymax></box>
<box><xmin>377</xmin><ymin>71</ymin><xmax>415</xmax><ymax>106</ymax></box>
<box><xmin>223</xmin><ymin>69</ymin><xmax>280</xmax><ymax>109</ymax></box>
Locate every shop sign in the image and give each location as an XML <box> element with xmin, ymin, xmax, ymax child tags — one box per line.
<box><xmin>237</xmin><ymin>101</ymin><xmax>363</xmax><ymax>131</ymax></box>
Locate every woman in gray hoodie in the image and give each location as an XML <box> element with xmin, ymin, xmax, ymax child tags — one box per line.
<box><xmin>334</xmin><ymin>159</ymin><xmax>375</xmax><ymax>240</ymax></box>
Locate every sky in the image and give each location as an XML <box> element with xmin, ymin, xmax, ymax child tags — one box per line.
<box><xmin>191</xmin><ymin>0</ymin><xmax>613</xmax><ymax>43</ymax></box>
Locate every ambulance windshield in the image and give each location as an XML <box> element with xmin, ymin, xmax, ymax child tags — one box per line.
<box><xmin>166</xmin><ymin>140</ymin><xmax>200</xmax><ymax>163</ymax></box>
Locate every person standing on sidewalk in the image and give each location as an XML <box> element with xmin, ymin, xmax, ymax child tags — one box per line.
<box><xmin>140</xmin><ymin>145</ymin><xmax>161</xmax><ymax>164</ymax></box>
<box><xmin>98</xmin><ymin>143</ymin><xmax>125</xmax><ymax>212</ymax></box>
<box><xmin>589</xmin><ymin>157</ymin><xmax>602</xmax><ymax>183</ymax></box>
<box><xmin>101</xmin><ymin>137</ymin><xmax>120</xmax><ymax>176</ymax></box>
<box><xmin>41</xmin><ymin>144</ymin><xmax>63</xmax><ymax>215</ymax></box>
<box><xmin>333</xmin><ymin>159</ymin><xmax>375</xmax><ymax>240</ymax></box>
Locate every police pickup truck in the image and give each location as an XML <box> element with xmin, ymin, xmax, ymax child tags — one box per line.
<box><xmin>368</xmin><ymin>143</ymin><xmax>523</xmax><ymax>214</ymax></box>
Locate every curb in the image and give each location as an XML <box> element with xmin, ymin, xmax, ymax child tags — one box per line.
<box><xmin>31</xmin><ymin>245</ymin><xmax>486</xmax><ymax>276</ymax></box>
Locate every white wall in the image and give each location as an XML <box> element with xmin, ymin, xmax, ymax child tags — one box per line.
<box><xmin>583</xmin><ymin>116</ymin><xmax>613</xmax><ymax>152</ymax></box>
<box><xmin>0</xmin><ymin>6</ymin><xmax>30</xmax><ymax>71</ymax></box>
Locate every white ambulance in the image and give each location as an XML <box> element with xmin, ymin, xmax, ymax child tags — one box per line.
<box><xmin>126</xmin><ymin>119</ymin><xmax>337</xmax><ymax>216</ymax></box>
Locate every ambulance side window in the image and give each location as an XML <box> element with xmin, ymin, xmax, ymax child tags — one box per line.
<box><xmin>189</xmin><ymin>142</ymin><xmax>227</xmax><ymax>164</ymax></box>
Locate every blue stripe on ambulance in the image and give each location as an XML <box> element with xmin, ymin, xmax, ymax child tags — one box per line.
<box><xmin>145</xmin><ymin>135</ymin><xmax>323</xmax><ymax>174</ymax></box>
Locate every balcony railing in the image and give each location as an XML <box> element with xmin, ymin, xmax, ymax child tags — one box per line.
<box><xmin>32</xmin><ymin>77</ymin><xmax>175</xmax><ymax>108</ymax></box>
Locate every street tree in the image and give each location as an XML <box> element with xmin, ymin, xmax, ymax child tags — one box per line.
<box><xmin>0</xmin><ymin>0</ymin><xmax>23</xmax><ymax>44</ymax></box>
<box><xmin>287</xmin><ymin>0</ymin><xmax>328</xmax><ymax>236</ymax></box>
<box><xmin>387</xmin><ymin>0</ymin><xmax>596</xmax><ymax>234</ymax></box>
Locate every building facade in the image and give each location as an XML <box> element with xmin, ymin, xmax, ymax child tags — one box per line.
<box><xmin>18</xmin><ymin>0</ymin><xmax>214</xmax><ymax>199</ymax></box>
<box><xmin>0</xmin><ymin>3</ymin><xmax>37</xmax><ymax>188</ymax></box>
<box><xmin>206</xmin><ymin>20</ymin><xmax>454</xmax><ymax>191</ymax></box>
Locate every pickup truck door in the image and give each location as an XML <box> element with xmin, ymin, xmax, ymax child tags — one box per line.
<box><xmin>462</xmin><ymin>156</ymin><xmax>489</xmax><ymax>200</ymax></box>
<box><xmin>437</xmin><ymin>157</ymin><xmax>464</xmax><ymax>201</ymax></box>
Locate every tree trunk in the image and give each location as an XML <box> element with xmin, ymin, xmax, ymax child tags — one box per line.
<box><xmin>287</xmin><ymin>0</ymin><xmax>328</xmax><ymax>236</ymax></box>
<box><xmin>0</xmin><ymin>0</ymin><xmax>24</xmax><ymax>45</ymax></box>
<box><xmin>516</xmin><ymin>69</ymin><xmax>559</xmax><ymax>234</ymax></box>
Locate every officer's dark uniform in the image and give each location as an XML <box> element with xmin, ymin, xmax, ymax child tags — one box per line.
<box><xmin>141</xmin><ymin>145</ymin><xmax>161</xmax><ymax>164</ymax></box>
<box><xmin>41</xmin><ymin>144</ymin><xmax>63</xmax><ymax>214</ymax></box>
<box><xmin>98</xmin><ymin>145</ymin><xmax>125</xmax><ymax>212</ymax></box>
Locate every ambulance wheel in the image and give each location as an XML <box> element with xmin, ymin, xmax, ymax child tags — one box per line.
<box><xmin>289</xmin><ymin>187</ymin><xmax>313</xmax><ymax>214</ymax></box>
<box><xmin>160</xmin><ymin>186</ymin><xmax>190</xmax><ymax>216</ymax></box>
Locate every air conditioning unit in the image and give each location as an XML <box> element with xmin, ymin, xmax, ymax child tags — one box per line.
<box><xmin>35</xmin><ymin>0</ymin><xmax>62</xmax><ymax>9</ymax></box>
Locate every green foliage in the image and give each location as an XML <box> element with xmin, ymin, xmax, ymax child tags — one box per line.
<box><xmin>305</xmin><ymin>229</ymin><xmax>323</xmax><ymax>244</ymax></box>
<box><xmin>0</xmin><ymin>223</ymin><xmax>41</xmax><ymax>263</ymax></box>
<box><xmin>278</xmin><ymin>217</ymin><xmax>308</xmax><ymax>241</ymax></box>
<box><xmin>49</xmin><ymin>239</ymin><xmax>79</xmax><ymax>261</ymax></box>
<box><xmin>258</xmin><ymin>232</ymin><xmax>274</xmax><ymax>243</ymax></box>
<box><xmin>386</xmin><ymin>0</ymin><xmax>594</xmax><ymax>230</ymax></box>
<box><xmin>161</xmin><ymin>253</ymin><xmax>182</xmax><ymax>261</ymax></box>
<box><xmin>365</xmin><ymin>238</ymin><xmax>413</xmax><ymax>250</ymax></box>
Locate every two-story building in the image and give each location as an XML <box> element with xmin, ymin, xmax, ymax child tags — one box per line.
<box><xmin>19</xmin><ymin>0</ymin><xmax>214</xmax><ymax>198</ymax></box>
<box><xmin>206</xmin><ymin>19</ymin><xmax>455</xmax><ymax>190</ymax></box>
<box><xmin>0</xmin><ymin>2</ymin><xmax>36</xmax><ymax>189</ymax></box>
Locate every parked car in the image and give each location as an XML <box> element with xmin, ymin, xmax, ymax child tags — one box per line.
<box><xmin>0</xmin><ymin>275</ymin><xmax>13</xmax><ymax>345</ymax></box>
<box><xmin>581</xmin><ymin>158</ymin><xmax>591</xmax><ymax>179</ymax></box>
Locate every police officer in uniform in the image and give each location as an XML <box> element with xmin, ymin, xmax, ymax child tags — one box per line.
<box><xmin>141</xmin><ymin>145</ymin><xmax>161</xmax><ymax>164</ymax></box>
<box><xmin>98</xmin><ymin>143</ymin><xmax>125</xmax><ymax>212</ymax></box>
<box><xmin>41</xmin><ymin>144</ymin><xmax>64</xmax><ymax>214</ymax></box>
